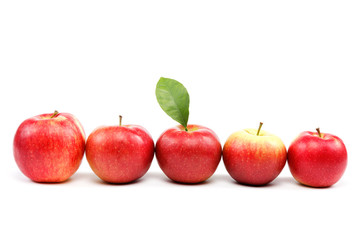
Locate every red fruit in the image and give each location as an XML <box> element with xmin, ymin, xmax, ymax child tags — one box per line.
<box><xmin>288</xmin><ymin>129</ymin><xmax>347</xmax><ymax>187</ymax></box>
<box><xmin>155</xmin><ymin>124</ymin><xmax>222</xmax><ymax>184</ymax></box>
<box><xmin>13</xmin><ymin>111</ymin><xmax>86</xmax><ymax>183</ymax></box>
<box><xmin>86</xmin><ymin>123</ymin><xmax>154</xmax><ymax>184</ymax></box>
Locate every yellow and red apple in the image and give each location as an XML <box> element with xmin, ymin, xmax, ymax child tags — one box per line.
<box><xmin>223</xmin><ymin>123</ymin><xmax>287</xmax><ymax>186</ymax></box>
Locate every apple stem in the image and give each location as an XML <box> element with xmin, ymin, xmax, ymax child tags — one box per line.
<box><xmin>50</xmin><ymin>110</ymin><xmax>59</xmax><ymax>118</ymax></box>
<box><xmin>316</xmin><ymin>127</ymin><xmax>322</xmax><ymax>138</ymax></box>
<box><xmin>119</xmin><ymin>115</ymin><xmax>122</xmax><ymax>126</ymax></box>
<box><xmin>257</xmin><ymin>122</ymin><xmax>263</xmax><ymax>136</ymax></box>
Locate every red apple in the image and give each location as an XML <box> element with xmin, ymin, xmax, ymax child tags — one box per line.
<box><xmin>287</xmin><ymin>128</ymin><xmax>347</xmax><ymax>187</ymax></box>
<box><xmin>223</xmin><ymin>123</ymin><xmax>287</xmax><ymax>186</ymax></box>
<box><xmin>13</xmin><ymin>110</ymin><xmax>86</xmax><ymax>182</ymax></box>
<box><xmin>155</xmin><ymin>124</ymin><xmax>222</xmax><ymax>184</ymax></box>
<box><xmin>85</xmin><ymin>116</ymin><xmax>154</xmax><ymax>183</ymax></box>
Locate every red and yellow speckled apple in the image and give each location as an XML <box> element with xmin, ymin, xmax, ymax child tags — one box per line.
<box><xmin>288</xmin><ymin>128</ymin><xmax>347</xmax><ymax>188</ymax></box>
<box><xmin>156</xmin><ymin>124</ymin><xmax>222</xmax><ymax>183</ymax></box>
<box><xmin>85</xmin><ymin>116</ymin><xmax>154</xmax><ymax>184</ymax></box>
<box><xmin>13</xmin><ymin>110</ymin><xmax>86</xmax><ymax>183</ymax></box>
<box><xmin>223</xmin><ymin>122</ymin><xmax>287</xmax><ymax>186</ymax></box>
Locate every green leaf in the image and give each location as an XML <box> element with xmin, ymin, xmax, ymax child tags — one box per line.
<box><xmin>156</xmin><ymin>77</ymin><xmax>190</xmax><ymax>129</ymax></box>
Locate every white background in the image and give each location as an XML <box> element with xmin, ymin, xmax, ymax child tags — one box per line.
<box><xmin>1</xmin><ymin>1</ymin><xmax>359</xmax><ymax>239</ymax></box>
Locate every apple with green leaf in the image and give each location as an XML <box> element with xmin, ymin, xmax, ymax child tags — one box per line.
<box><xmin>155</xmin><ymin>77</ymin><xmax>222</xmax><ymax>184</ymax></box>
<box><xmin>223</xmin><ymin>122</ymin><xmax>287</xmax><ymax>186</ymax></box>
<box><xmin>287</xmin><ymin>128</ymin><xmax>347</xmax><ymax>187</ymax></box>
<box><xmin>85</xmin><ymin>116</ymin><xmax>154</xmax><ymax>184</ymax></box>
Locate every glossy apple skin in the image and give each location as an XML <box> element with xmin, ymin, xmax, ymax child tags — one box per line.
<box><xmin>13</xmin><ymin>112</ymin><xmax>86</xmax><ymax>183</ymax></box>
<box><xmin>86</xmin><ymin>125</ymin><xmax>154</xmax><ymax>183</ymax></box>
<box><xmin>155</xmin><ymin>124</ymin><xmax>222</xmax><ymax>184</ymax></box>
<box><xmin>288</xmin><ymin>131</ymin><xmax>347</xmax><ymax>187</ymax></box>
<box><xmin>223</xmin><ymin>129</ymin><xmax>287</xmax><ymax>186</ymax></box>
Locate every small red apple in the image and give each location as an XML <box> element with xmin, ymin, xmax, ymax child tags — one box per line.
<box><xmin>155</xmin><ymin>124</ymin><xmax>222</xmax><ymax>184</ymax></box>
<box><xmin>85</xmin><ymin>116</ymin><xmax>154</xmax><ymax>183</ymax></box>
<box><xmin>13</xmin><ymin>110</ymin><xmax>86</xmax><ymax>182</ymax></box>
<box><xmin>223</xmin><ymin>122</ymin><xmax>287</xmax><ymax>186</ymax></box>
<box><xmin>288</xmin><ymin>128</ymin><xmax>347</xmax><ymax>187</ymax></box>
